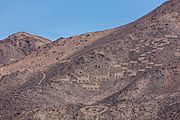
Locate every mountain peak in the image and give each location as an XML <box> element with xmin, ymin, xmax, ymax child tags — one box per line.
<box><xmin>12</xmin><ymin>31</ymin><xmax>30</xmax><ymax>36</ymax></box>
<box><xmin>0</xmin><ymin>32</ymin><xmax>51</xmax><ymax>65</ymax></box>
<box><xmin>7</xmin><ymin>32</ymin><xmax>31</xmax><ymax>40</ymax></box>
<box><xmin>7</xmin><ymin>32</ymin><xmax>51</xmax><ymax>42</ymax></box>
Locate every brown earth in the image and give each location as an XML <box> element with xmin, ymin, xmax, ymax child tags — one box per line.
<box><xmin>0</xmin><ymin>0</ymin><xmax>180</xmax><ymax>120</ymax></box>
<box><xmin>0</xmin><ymin>32</ymin><xmax>51</xmax><ymax>65</ymax></box>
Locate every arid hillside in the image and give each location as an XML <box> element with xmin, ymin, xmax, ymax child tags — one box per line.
<box><xmin>0</xmin><ymin>0</ymin><xmax>180</xmax><ymax>120</ymax></box>
<box><xmin>0</xmin><ymin>32</ymin><xmax>51</xmax><ymax>65</ymax></box>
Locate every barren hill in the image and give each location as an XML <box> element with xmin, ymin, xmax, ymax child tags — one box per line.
<box><xmin>0</xmin><ymin>32</ymin><xmax>51</xmax><ymax>65</ymax></box>
<box><xmin>0</xmin><ymin>0</ymin><xmax>180</xmax><ymax>120</ymax></box>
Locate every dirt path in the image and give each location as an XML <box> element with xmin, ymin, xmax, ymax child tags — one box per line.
<box><xmin>38</xmin><ymin>72</ymin><xmax>46</xmax><ymax>85</ymax></box>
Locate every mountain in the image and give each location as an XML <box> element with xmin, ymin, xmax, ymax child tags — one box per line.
<box><xmin>0</xmin><ymin>0</ymin><xmax>180</xmax><ymax>119</ymax></box>
<box><xmin>0</xmin><ymin>32</ymin><xmax>51</xmax><ymax>65</ymax></box>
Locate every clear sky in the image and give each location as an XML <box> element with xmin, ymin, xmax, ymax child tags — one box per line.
<box><xmin>0</xmin><ymin>0</ymin><xmax>166</xmax><ymax>40</ymax></box>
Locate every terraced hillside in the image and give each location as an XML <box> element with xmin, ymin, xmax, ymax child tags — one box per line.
<box><xmin>0</xmin><ymin>0</ymin><xmax>180</xmax><ymax>120</ymax></box>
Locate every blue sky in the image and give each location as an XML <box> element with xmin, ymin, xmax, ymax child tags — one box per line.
<box><xmin>0</xmin><ymin>0</ymin><xmax>166</xmax><ymax>40</ymax></box>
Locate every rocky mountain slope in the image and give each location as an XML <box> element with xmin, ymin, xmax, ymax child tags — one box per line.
<box><xmin>0</xmin><ymin>0</ymin><xmax>180</xmax><ymax>119</ymax></box>
<box><xmin>0</xmin><ymin>32</ymin><xmax>51</xmax><ymax>65</ymax></box>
